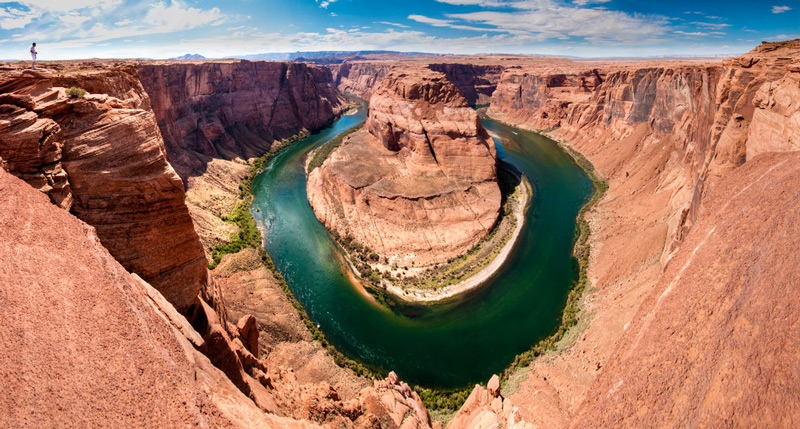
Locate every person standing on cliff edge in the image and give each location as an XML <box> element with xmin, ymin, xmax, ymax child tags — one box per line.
<box><xmin>30</xmin><ymin>43</ymin><xmax>37</xmax><ymax>69</ymax></box>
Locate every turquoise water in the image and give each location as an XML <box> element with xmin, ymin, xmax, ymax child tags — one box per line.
<box><xmin>251</xmin><ymin>107</ymin><xmax>593</xmax><ymax>389</ymax></box>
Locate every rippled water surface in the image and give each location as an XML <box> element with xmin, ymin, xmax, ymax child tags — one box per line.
<box><xmin>251</xmin><ymin>107</ymin><xmax>593</xmax><ymax>388</ymax></box>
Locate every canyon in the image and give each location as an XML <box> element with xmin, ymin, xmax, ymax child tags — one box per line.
<box><xmin>1</xmin><ymin>38</ymin><xmax>799</xmax><ymax>428</ymax></box>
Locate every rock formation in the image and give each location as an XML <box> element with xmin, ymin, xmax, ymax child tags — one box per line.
<box><xmin>331</xmin><ymin>61</ymin><xmax>392</xmax><ymax>100</ymax></box>
<box><xmin>448</xmin><ymin>375</ymin><xmax>534</xmax><ymax>429</ymax></box>
<box><xmin>137</xmin><ymin>61</ymin><xmax>348</xmax><ymax>257</ymax></box>
<box><xmin>476</xmin><ymin>40</ymin><xmax>800</xmax><ymax>427</ymax></box>
<box><xmin>138</xmin><ymin>61</ymin><xmax>346</xmax><ymax>181</ymax></box>
<box><xmin>427</xmin><ymin>63</ymin><xmax>505</xmax><ymax>105</ymax></box>
<box><xmin>0</xmin><ymin>167</ymin><xmax>282</xmax><ymax>428</ymax></box>
<box><xmin>0</xmin><ymin>69</ymin><xmax>207</xmax><ymax>312</ymax></box>
<box><xmin>307</xmin><ymin>67</ymin><xmax>501</xmax><ymax>268</ymax></box>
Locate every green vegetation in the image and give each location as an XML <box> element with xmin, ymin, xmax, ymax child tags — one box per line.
<box><xmin>65</xmin><ymin>87</ymin><xmax>86</xmax><ymax>98</ymax></box>
<box><xmin>306</xmin><ymin>123</ymin><xmax>363</xmax><ymax>173</ymax></box>
<box><xmin>416</xmin><ymin>386</ymin><xmax>473</xmax><ymax>414</ymax></box>
<box><xmin>207</xmin><ymin>130</ymin><xmax>309</xmax><ymax>269</ymax></box>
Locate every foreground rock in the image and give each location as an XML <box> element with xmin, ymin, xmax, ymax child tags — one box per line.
<box><xmin>308</xmin><ymin>68</ymin><xmax>501</xmax><ymax>269</ymax></box>
<box><xmin>0</xmin><ymin>69</ymin><xmax>207</xmax><ymax>312</ymax></box>
<box><xmin>0</xmin><ymin>168</ymin><xmax>286</xmax><ymax>428</ymax></box>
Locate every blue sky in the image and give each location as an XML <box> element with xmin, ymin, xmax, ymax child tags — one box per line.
<box><xmin>0</xmin><ymin>0</ymin><xmax>798</xmax><ymax>59</ymax></box>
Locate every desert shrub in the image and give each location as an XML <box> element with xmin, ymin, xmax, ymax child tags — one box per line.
<box><xmin>65</xmin><ymin>87</ymin><xmax>86</xmax><ymax>98</ymax></box>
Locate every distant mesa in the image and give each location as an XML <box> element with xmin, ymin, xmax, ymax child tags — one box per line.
<box><xmin>170</xmin><ymin>53</ymin><xmax>207</xmax><ymax>61</ymax></box>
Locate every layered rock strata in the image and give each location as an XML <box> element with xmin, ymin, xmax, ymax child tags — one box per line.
<box><xmin>138</xmin><ymin>61</ymin><xmax>346</xmax><ymax>180</ymax></box>
<box><xmin>0</xmin><ymin>168</ymin><xmax>280</xmax><ymax>428</ymax></box>
<box><xmin>427</xmin><ymin>63</ymin><xmax>505</xmax><ymax>105</ymax></box>
<box><xmin>308</xmin><ymin>68</ymin><xmax>501</xmax><ymax>268</ymax></box>
<box><xmin>0</xmin><ymin>70</ymin><xmax>206</xmax><ymax>311</ymax></box>
<box><xmin>475</xmin><ymin>40</ymin><xmax>800</xmax><ymax>427</ymax></box>
<box><xmin>330</xmin><ymin>61</ymin><xmax>392</xmax><ymax>100</ymax></box>
<box><xmin>137</xmin><ymin>61</ymin><xmax>348</xmax><ymax>256</ymax></box>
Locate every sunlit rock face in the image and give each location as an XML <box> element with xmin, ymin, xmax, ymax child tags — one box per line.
<box><xmin>308</xmin><ymin>67</ymin><xmax>501</xmax><ymax>267</ymax></box>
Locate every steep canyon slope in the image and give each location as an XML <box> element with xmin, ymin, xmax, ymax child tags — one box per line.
<box><xmin>0</xmin><ymin>69</ymin><xmax>206</xmax><ymax>311</ymax></box>
<box><xmin>457</xmin><ymin>40</ymin><xmax>800</xmax><ymax>428</ymax></box>
<box><xmin>308</xmin><ymin>67</ymin><xmax>501</xmax><ymax>269</ymax></box>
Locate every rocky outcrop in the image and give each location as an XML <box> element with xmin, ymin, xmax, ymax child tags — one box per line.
<box><xmin>428</xmin><ymin>63</ymin><xmax>505</xmax><ymax>105</ymax></box>
<box><xmin>485</xmin><ymin>40</ymin><xmax>800</xmax><ymax>427</ymax></box>
<box><xmin>448</xmin><ymin>375</ymin><xmax>534</xmax><ymax>429</ymax></box>
<box><xmin>0</xmin><ymin>167</ymin><xmax>286</xmax><ymax>428</ymax></box>
<box><xmin>138</xmin><ymin>61</ymin><xmax>347</xmax><ymax>181</ymax></box>
<box><xmin>571</xmin><ymin>151</ymin><xmax>800</xmax><ymax>427</ymax></box>
<box><xmin>308</xmin><ymin>68</ymin><xmax>501</xmax><ymax>268</ymax></box>
<box><xmin>0</xmin><ymin>70</ymin><xmax>207</xmax><ymax>312</ymax></box>
<box><xmin>331</xmin><ymin>61</ymin><xmax>392</xmax><ymax>100</ymax></box>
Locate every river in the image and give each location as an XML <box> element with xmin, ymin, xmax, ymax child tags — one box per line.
<box><xmin>250</xmin><ymin>106</ymin><xmax>593</xmax><ymax>389</ymax></box>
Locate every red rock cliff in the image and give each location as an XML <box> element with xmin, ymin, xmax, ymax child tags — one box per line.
<box><xmin>307</xmin><ymin>67</ymin><xmax>500</xmax><ymax>268</ymax></box>
<box><xmin>472</xmin><ymin>40</ymin><xmax>800</xmax><ymax>428</ymax></box>
<box><xmin>427</xmin><ymin>63</ymin><xmax>505</xmax><ymax>105</ymax></box>
<box><xmin>0</xmin><ymin>70</ymin><xmax>207</xmax><ymax>312</ymax></box>
<box><xmin>138</xmin><ymin>61</ymin><xmax>346</xmax><ymax>181</ymax></box>
<box><xmin>0</xmin><ymin>166</ymin><xmax>283</xmax><ymax>428</ymax></box>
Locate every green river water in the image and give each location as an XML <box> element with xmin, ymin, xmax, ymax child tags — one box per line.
<box><xmin>251</xmin><ymin>106</ymin><xmax>593</xmax><ymax>389</ymax></box>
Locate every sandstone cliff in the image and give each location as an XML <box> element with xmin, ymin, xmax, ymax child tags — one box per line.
<box><xmin>331</xmin><ymin>61</ymin><xmax>392</xmax><ymax>100</ymax></box>
<box><xmin>427</xmin><ymin>63</ymin><xmax>505</xmax><ymax>105</ymax></box>
<box><xmin>0</xmin><ymin>167</ymin><xmax>285</xmax><ymax>428</ymax></box>
<box><xmin>0</xmin><ymin>69</ymin><xmax>207</xmax><ymax>312</ymax></box>
<box><xmin>138</xmin><ymin>61</ymin><xmax>346</xmax><ymax>180</ymax></box>
<box><xmin>474</xmin><ymin>40</ymin><xmax>800</xmax><ymax>428</ymax></box>
<box><xmin>137</xmin><ymin>61</ymin><xmax>348</xmax><ymax>256</ymax></box>
<box><xmin>308</xmin><ymin>68</ymin><xmax>501</xmax><ymax>268</ymax></box>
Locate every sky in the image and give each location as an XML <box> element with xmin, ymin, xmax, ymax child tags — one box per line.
<box><xmin>0</xmin><ymin>0</ymin><xmax>798</xmax><ymax>60</ymax></box>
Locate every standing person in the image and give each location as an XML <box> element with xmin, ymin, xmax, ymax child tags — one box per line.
<box><xmin>30</xmin><ymin>43</ymin><xmax>37</xmax><ymax>69</ymax></box>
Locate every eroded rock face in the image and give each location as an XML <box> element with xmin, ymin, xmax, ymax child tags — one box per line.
<box><xmin>0</xmin><ymin>168</ymin><xmax>277</xmax><ymax>428</ymax></box>
<box><xmin>308</xmin><ymin>68</ymin><xmax>501</xmax><ymax>267</ymax></box>
<box><xmin>138</xmin><ymin>61</ymin><xmax>346</xmax><ymax>181</ymax></box>
<box><xmin>0</xmin><ymin>70</ymin><xmax>207</xmax><ymax>312</ymax></box>
<box><xmin>428</xmin><ymin>63</ymin><xmax>505</xmax><ymax>105</ymax></box>
<box><xmin>331</xmin><ymin>61</ymin><xmax>392</xmax><ymax>100</ymax></box>
<box><xmin>571</xmin><ymin>151</ymin><xmax>800</xmax><ymax>427</ymax></box>
<box><xmin>483</xmin><ymin>40</ymin><xmax>800</xmax><ymax>428</ymax></box>
<box><xmin>448</xmin><ymin>374</ymin><xmax>534</xmax><ymax>429</ymax></box>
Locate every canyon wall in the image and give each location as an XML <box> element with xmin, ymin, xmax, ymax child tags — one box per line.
<box><xmin>467</xmin><ymin>40</ymin><xmax>800</xmax><ymax>428</ymax></box>
<box><xmin>138</xmin><ymin>61</ymin><xmax>346</xmax><ymax>180</ymax></box>
<box><xmin>0</xmin><ymin>70</ymin><xmax>207</xmax><ymax>311</ymax></box>
<box><xmin>0</xmin><ymin>167</ymin><xmax>283</xmax><ymax>428</ymax></box>
<box><xmin>308</xmin><ymin>67</ymin><xmax>501</xmax><ymax>268</ymax></box>
<box><xmin>427</xmin><ymin>63</ymin><xmax>505</xmax><ymax>105</ymax></box>
<box><xmin>331</xmin><ymin>61</ymin><xmax>504</xmax><ymax>106</ymax></box>
<box><xmin>331</xmin><ymin>61</ymin><xmax>392</xmax><ymax>100</ymax></box>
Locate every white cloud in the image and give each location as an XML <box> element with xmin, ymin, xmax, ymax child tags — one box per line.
<box><xmin>675</xmin><ymin>30</ymin><xmax>708</xmax><ymax>37</ymax></box>
<box><xmin>329</xmin><ymin>12</ymin><xmax>337</xmax><ymax>17</ymax></box>
<box><xmin>0</xmin><ymin>7</ymin><xmax>37</xmax><ymax>30</ymax></box>
<box><xmin>572</xmin><ymin>0</ymin><xmax>611</xmax><ymax>5</ymax></box>
<box><xmin>691</xmin><ymin>22</ymin><xmax>731</xmax><ymax>30</ymax></box>
<box><xmin>59</xmin><ymin>12</ymin><xmax>91</xmax><ymax>26</ymax></box>
<box><xmin>409</xmin><ymin>14</ymin><xmax>507</xmax><ymax>32</ymax></box>
<box><xmin>144</xmin><ymin>1</ymin><xmax>224</xmax><ymax>32</ymax></box>
<box><xmin>18</xmin><ymin>0</ymin><xmax>121</xmax><ymax>13</ymax></box>
<box><xmin>377</xmin><ymin>21</ymin><xmax>410</xmax><ymax>28</ymax></box>
<box><xmin>450</xmin><ymin>8</ymin><xmax>668</xmax><ymax>43</ymax></box>
<box><xmin>115</xmin><ymin>19</ymin><xmax>133</xmax><ymax>26</ymax></box>
<box><xmin>771</xmin><ymin>6</ymin><xmax>791</xmax><ymax>13</ymax></box>
<box><xmin>317</xmin><ymin>0</ymin><xmax>337</xmax><ymax>8</ymax></box>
